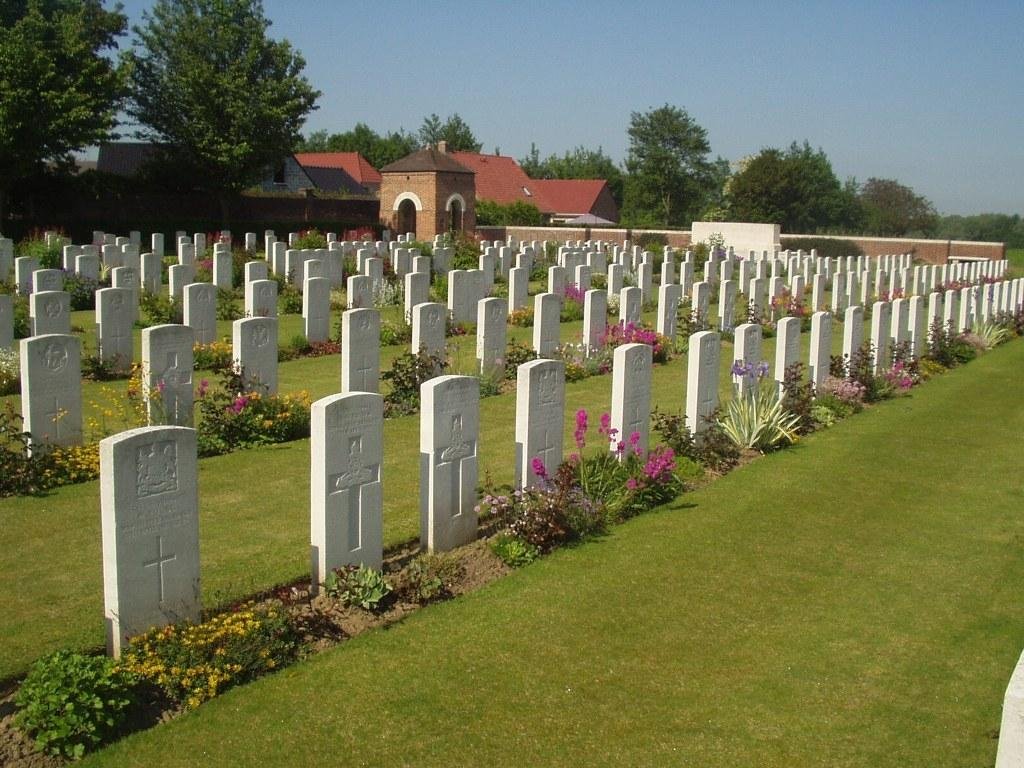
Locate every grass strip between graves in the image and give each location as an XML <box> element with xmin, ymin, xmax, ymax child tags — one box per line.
<box><xmin>0</xmin><ymin>310</ymin><xmax>861</xmax><ymax>680</ymax></box>
<box><xmin>79</xmin><ymin>338</ymin><xmax>1024</xmax><ymax>767</ymax></box>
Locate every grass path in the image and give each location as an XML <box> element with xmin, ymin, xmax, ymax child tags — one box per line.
<box><xmin>82</xmin><ymin>339</ymin><xmax>1024</xmax><ymax>767</ymax></box>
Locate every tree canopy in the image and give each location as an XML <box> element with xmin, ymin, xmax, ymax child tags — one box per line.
<box><xmin>726</xmin><ymin>142</ymin><xmax>860</xmax><ymax>233</ymax></box>
<box><xmin>297</xmin><ymin>124</ymin><xmax>418</xmax><ymax>169</ymax></box>
<box><xmin>0</xmin><ymin>0</ymin><xmax>127</xmax><ymax>223</ymax></box>
<box><xmin>620</xmin><ymin>105</ymin><xmax>716</xmax><ymax>228</ymax></box>
<box><xmin>418</xmin><ymin>113</ymin><xmax>481</xmax><ymax>152</ymax></box>
<box><xmin>519</xmin><ymin>144</ymin><xmax>625</xmax><ymax>206</ymax></box>
<box><xmin>858</xmin><ymin>177</ymin><xmax>938</xmax><ymax>236</ymax></box>
<box><xmin>127</xmin><ymin>0</ymin><xmax>319</xmax><ymax>216</ymax></box>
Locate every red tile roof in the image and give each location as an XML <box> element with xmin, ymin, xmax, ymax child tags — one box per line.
<box><xmin>449</xmin><ymin>151</ymin><xmax>555</xmax><ymax>213</ymax></box>
<box><xmin>531</xmin><ymin>179</ymin><xmax>611</xmax><ymax>216</ymax></box>
<box><xmin>379</xmin><ymin>147</ymin><xmax>474</xmax><ymax>174</ymax></box>
<box><xmin>294</xmin><ymin>152</ymin><xmax>382</xmax><ymax>186</ymax></box>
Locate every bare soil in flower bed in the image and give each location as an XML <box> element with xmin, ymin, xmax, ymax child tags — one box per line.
<box><xmin>0</xmin><ymin>538</ymin><xmax>511</xmax><ymax>768</ymax></box>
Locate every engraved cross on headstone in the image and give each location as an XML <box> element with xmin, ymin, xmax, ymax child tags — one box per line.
<box><xmin>438</xmin><ymin>413</ymin><xmax>473</xmax><ymax>520</ymax></box>
<box><xmin>353</xmin><ymin>355</ymin><xmax>374</xmax><ymax>391</ymax></box>
<box><xmin>328</xmin><ymin>435</ymin><xmax>380</xmax><ymax>554</ymax></box>
<box><xmin>43</xmin><ymin>396</ymin><xmax>66</xmax><ymax>441</ymax></box>
<box><xmin>143</xmin><ymin>535</ymin><xmax>176</xmax><ymax>603</ymax></box>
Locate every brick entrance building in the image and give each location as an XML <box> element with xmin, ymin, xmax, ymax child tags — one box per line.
<box><xmin>378</xmin><ymin>142</ymin><xmax>476</xmax><ymax>240</ymax></box>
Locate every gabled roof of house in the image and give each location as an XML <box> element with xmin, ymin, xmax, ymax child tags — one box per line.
<box><xmin>294</xmin><ymin>152</ymin><xmax>382</xmax><ymax>186</ymax></box>
<box><xmin>448</xmin><ymin>151</ymin><xmax>554</xmax><ymax>213</ymax></box>
<box><xmin>301</xmin><ymin>165</ymin><xmax>368</xmax><ymax>195</ymax></box>
<box><xmin>530</xmin><ymin>179</ymin><xmax>611</xmax><ymax>216</ymax></box>
<box><xmin>379</xmin><ymin>147</ymin><xmax>474</xmax><ymax>175</ymax></box>
<box><xmin>96</xmin><ymin>142</ymin><xmax>159</xmax><ymax>177</ymax></box>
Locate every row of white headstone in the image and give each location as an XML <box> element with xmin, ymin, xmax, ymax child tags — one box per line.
<box><xmin>80</xmin><ymin>270</ymin><xmax>1024</xmax><ymax>657</ymax></box>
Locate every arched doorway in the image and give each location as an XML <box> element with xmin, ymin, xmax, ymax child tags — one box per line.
<box><xmin>397</xmin><ymin>199</ymin><xmax>417</xmax><ymax>236</ymax></box>
<box><xmin>448</xmin><ymin>199</ymin><xmax>463</xmax><ymax>232</ymax></box>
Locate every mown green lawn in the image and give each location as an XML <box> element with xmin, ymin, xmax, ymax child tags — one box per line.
<box><xmin>79</xmin><ymin>335</ymin><xmax>1024</xmax><ymax>767</ymax></box>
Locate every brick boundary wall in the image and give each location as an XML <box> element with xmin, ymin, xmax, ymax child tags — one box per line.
<box><xmin>476</xmin><ymin>226</ymin><xmax>1005</xmax><ymax>265</ymax></box>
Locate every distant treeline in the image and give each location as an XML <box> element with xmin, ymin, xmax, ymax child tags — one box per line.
<box><xmin>936</xmin><ymin>214</ymin><xmax>1024</xmax><ymax>249</ymax></box>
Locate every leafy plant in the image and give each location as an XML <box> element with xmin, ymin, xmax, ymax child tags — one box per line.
<box><xmin>490</xmin><ymin>533</ymin><xmax>539</xmax><ymax>567</ymax></box>
<box><xmin>719</xmin><ymin>379</ymin><xmax>801</xmax><ymax>451</ymax></box>
<box><xmin>0</xmin><ymin>346</ymin><xmax>19</xmax><ymax>395</ymax></box>
<box><xmin>925</xmin><ymin>320</ymin><xmax>976</xmax><ymax>368</ymax></box>
<box><xmin>140</xmin><ymin>291</ymin><xmax>181</xmax><ymax>325</ymax></box>
<box><xmin>381</xmin><ymin>348</ymin><xmax>448</xmax><ymax>418</ymax></box>
<box><xmin>780</xmin><ymin>362</ymin><xmax>815</xmax><ymax>434</ymax></box>
<box><xmin>15</xmin><ymin>650</ymin><xmax>135</xmax><ymax>759</ymax></box>
<box><xmin>652</xmin><ymin>406</ymin><xmax>740</xmax><ymax>474</ymax></box>
<box><xmin>323</xmin><ymin>565</ymin><xmax>393</xmax><ymax>611</ymax></box>
<box><xmin>393</xmin><ymin>554</ymin><xmax>463</xmax><ymax>603</ymax></box>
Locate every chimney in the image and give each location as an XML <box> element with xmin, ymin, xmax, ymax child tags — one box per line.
<box><xmin>437</xmin><ymin>140</ymin><xmax>447</xmax><ymax>154</ymax></box>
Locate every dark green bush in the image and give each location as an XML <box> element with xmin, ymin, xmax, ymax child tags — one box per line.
<box><xmin>15</xmin><ymin>650</ymin><xmax>135</xmax><ymax>759</ymax></box>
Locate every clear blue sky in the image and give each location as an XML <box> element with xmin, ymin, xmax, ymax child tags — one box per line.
<box><xmin>115</xmin><ymin>0</ymin><xmax>1024</xmax><ymax>216</ymax></box>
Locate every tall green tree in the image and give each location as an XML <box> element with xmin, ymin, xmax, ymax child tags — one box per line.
<box><xmin>727</xmin><ymin>141</ymin><xmax>860</xmax><ymax>233</ymax></box>
<box><xmin>620</xmin><ymin>105</ymin><xmax>716</xmax><ymax>228</ymax></box>
<box><xmin>295</xmin><ymin>123</ymin><xmax>418</xmax><ymax>168</ymax></box>
<box><xmin>0</xmin><ymin>0</ymin><xmax>127</xmax><ymax>225</ymax></box>
<box><xmin>518</xmin><ymin>144</ymin><xmax>625</xmax><ymax>206</ymax></box>
<box><xmin>418</xmin><ymin>113</ymin><xmax>481</xmax><ymax>152</ymax></box>
<box><xmin>127</xmin><ymin>0</ymin><xmax>320</xmax><ymax>222</ymax></box>
<box><xmin>858</xmin><ymin>177</ymin><xmax>938</xmax><ymax>236</ymax></box>
<box><xmin>937</xmin><ymin>213</ymin><xmax>1024</xmax><ymax>248</ymax></box>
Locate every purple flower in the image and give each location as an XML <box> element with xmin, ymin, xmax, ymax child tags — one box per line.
<box><xmin>625</xmin><ymin>477</ymin><xmax>640</xmax><ymax>491</ymax></box>
<box><xmin>599</xmin><ymin>412</ymin><xmax>611</xmax><ymax>435</ymax></box>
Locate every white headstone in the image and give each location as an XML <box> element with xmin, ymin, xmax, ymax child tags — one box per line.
<box><xmin>347</xmin><ymin>274</ymin><xmax>372</xmax><ymax>309</ymax></box>
<box><xmin>101</xmin><ymin>425</ymin><xmax>201</xmax><ymax>656</ymax></box>
<box><xmin>476</xmin><ymin>297</ymin><xmax>507</xmax><ymax>376</ymax></box>
<box><xmin>657</xmin><ymin>283</ymin><xmax>682</xmax><ymax>340</ymax></box>
<box><xmin>404</xmin><ymin>271</ymin><xmax>429</xmax><ymax>323</ymax></box>
<box><xmin>341</xmin><ymin>308</ymin><xmax>380</xmax><ymax>393</ymax></box>
<box><xmin>508</xmin><ymin>266</ymin><xmax>528</xmax><ymax>313</ymax></box>
<box><xmin>411</xmin><ymin>301</ymin><xmax>446</xmax><ymax>360</ymax></box>
<box><xmin>21</xmin><ymin>334</ymin><xmax>82</xmax><ymax>448</ymax></box>
<box><xmin>310</xmin><ymin>392</ymin><xmax>384</xmax><ymax>588</ymax></box>
<box><xmin>142</xmin><ymin>324</ymin><xmax>194</xmax><ymax>426</ymax></box>
<box><xmin>871</xmin><ymin>301</ymin><xmax>892</xmax><ymax>374</ymax></box>
<box><xmin>583</xmin><ymin>289</ymin><xmax>608</xmax><ymax>353</ymax></box>
<box><xmin>809</xmin><ymin>311</ymin><xmax>832</xmax><ymax>392</ymax></box>
<box><xmin>515</xmin><ymin>359</ymin><xmax>565</xmax><ymax>488</ymax></box>
<box><xmin>686</xmin><ymin>331</ymin><xmax>720</xmax><ymax>435</ymax></box>
<box><xmin>533</xmin><ymin>292</ymin><xmax>561</xmax><ymax>357</ymax></box>
<box><xmin>245</xmin><ymin>279</ymin><xmax>277</xmax><ymax>318</ymax></box>
<box><xmin>183</xmin><ymin>282</ymin><xmax>217</xmax><ymax>344</ymax></box>
<box><xmin>96</xmin><ymin>287</ymin><xmax>134</xmax><ymax>372</ymax></box>
<box><xmin>842</xmin><ymin>305</ymin><xmax>864</xmax><ymax>365</ymax></box>
<box><xmin>33</xmin><ymin>268</ymin><xmax>63</xmax><ymax>293</ymax></box>
<box><xmin>620</xmin><ymin>286</ymin><xmax>641</xmax><ymax>326</ymax></box>
<box><xmin>611</xmin><ymin>342</ymin><xmax>653</xmax><ymax>457</ymax></box>
<box><xmin>732</xmin><ymin>323</ymin><xmax>762</xmax><ymax>397</ymax></box>
<box><xmin>233</xmin><ymin>317</ymin><xmax>278</xmax><ymax>394</ymax></box>
<box><xmin>303</xmin><ymin>276</ymin><xmax>331</xmax><ymax>344</ymax></box>
<box><xmin>139</xmin><ymin>252</ymin><xmax>161</xmax><ymax>294</ymax></box>
<box><xmin>774</xmin><ymin>316</ymin><xmax>801</xmax><ymax>394</ymax></box>
<box><xmin>719</xmin><ymin>279</ymin><xmax>736</xmax><ymax>332</ymax></box>
<box><xmin>29</xmin><ymin>291</ymin><xmax>71</xmax><ymax>335</ymax></box>
<box><xmin>420</xmin><ymin>375</ymin><xmax>479</xmax><ymax>552</ymax></box>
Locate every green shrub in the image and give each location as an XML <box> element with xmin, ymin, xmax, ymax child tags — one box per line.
<box><xmin>323</xmin><ymin>565</ymin><xmax>393</xmax><ymax>611</ymax></box>
<box><xmin>490</xmin><ymin>533</ymin><xmax>539</xmax><ymax>567</ymax></box>
<box><xmin>63</xmin><ymin>274</ymin><xmax>103</xmax><ymax>311</ymax></box>
<box><xmin>279</xmin><ymin>284</ymin><xmax>303</xmax><ymax>314</ymax></box>
<box><xmin>652</xmin><ymin>407</ymin><xmax>740</xmax><ymax>474</ymax></box>
<box><xmin>394</xmin><ymin>554</ymin><xmax>463</xmax><ymax>603</ymax></box>
<box><xmin>140</xmin><ymin>292</ymin><xmax>182</xmax><ymax>325</ymax></box>
<box><xmin>382</xmin><ymin>348</ymin><xmax>448</xmax><ymax>418</ymax></box>
<box><xmin>380</xmin><ymin>320</ymin><xmax>412</xmax><ymax>346</ymax></box>
<box><xmin>216</xmin><ymin>288</ymin><xmax>242</xmax><ymax>320</ymax></box>
<box><xmin>15</xmin><ymin>650</ymin><xmax>135</xmax><ymax>759</ymax></box>
<box><xmin>292</xmin><ymin>228</ymin><xmax>328</xmax><ymax>249</ymax></box>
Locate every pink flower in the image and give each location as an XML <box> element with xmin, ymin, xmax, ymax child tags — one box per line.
<box><xmin>599</xmin><ymin>412</ymin><xmax>611</xmax><ymax>435</ymax></box>
<box><xmin>628</xmin><ymin>431</ymin><xmax>641</xmax><ymax>454</ymax></box>
<box><xmin>197</xmin><ymin>379</ymin><xmax>210</xmax><ymax>398</ymax></box>
<box><xmin>625</xmin><ymin>477</ymin><xmax>640</xmax><ymax>491</ymax></box>
<box><xmin>574</xmin><ymin>409</ymin><xmax>588</xmax><ymax>449</ymax></box>
<box><xmin>531</xmin><ymin>457</ymin><xmax>547</xmax><ymax>479</ymax></box>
